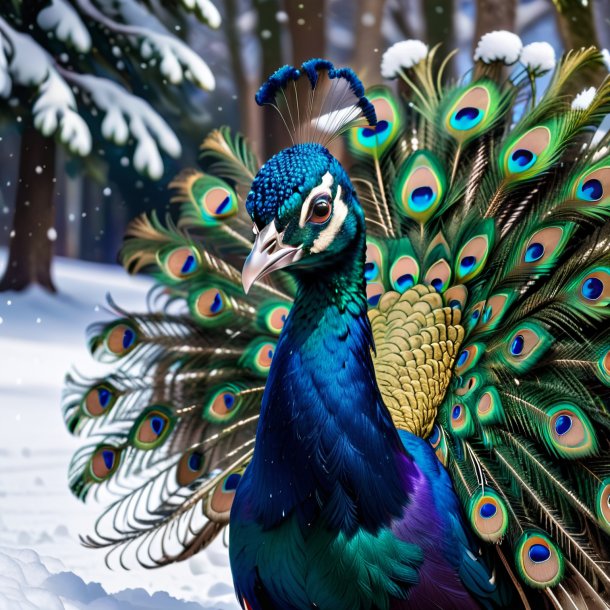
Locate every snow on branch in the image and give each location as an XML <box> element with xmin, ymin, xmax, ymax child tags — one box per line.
<box><xmin>33</xmin><ymin>71</ymin><xmax>92</xmax><ymax>155</ymax></box>
<box><xmin>75</xmin><ymin>0</ymin><xmax>215</xmax><ymax>90</ymax></box>
<box><xmin>0</xmin><ymin>31</ymin><xmax>10</xmax><ymax>98</ymax></box>
<box><xmin>37</xmin><ymin>0</ymin><xmax>92</xmax><ymax>53</ymax></box>
<box><xmin>60</xmin><ymin>69</ymin><xmax>182</xmax><ymax>180</ymax></box>
<box><xmin>0</xmin><ymin>16</ymin><xmax>92</xmax><ymax>155</ymax></box>
<box><xmin>0</xmin><ymin>16</ymin><xmax>180</xmax><ymax>178</ymax></box>
<box><xmin>179</xmin><ymin>0</ymin><xmax>221</xmax><ymax>28</ymax></box>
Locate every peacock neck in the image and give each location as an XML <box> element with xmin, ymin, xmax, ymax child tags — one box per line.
<box><xmin>248</xmin><ymin>225</ymin><xmax>415</xmax><ymax>535</ymax></box>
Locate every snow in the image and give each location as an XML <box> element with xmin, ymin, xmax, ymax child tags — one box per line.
<box><xmin>380</xmin><ymin>40</ymin><xmax>428</xmax><ymax>79</ymax></box>
<box><xmin>0</xmin><ymin>17</ymin><xmax>49</xmax><ymax>85</ymax></box>
<box><xmin>0</xmin><ymin>32</ymin><xmax>10</xmax><ymax>98</ymax></box>
<box><xmin>0</xmin><ymin>254</ymin><xmax>238</xmax><ymax>610</ymax></box>
<box><xmin>520</xmin><ymin>42</ymin><xmax>556</xmax><ymax>74</ymax></box>
<box><xmin>0</xmin><ymin>546</ymin><xmax>235</xmax><ymax>609</ymax></box>
<box><xmin>37</xmin><ymin>0</ymin><xmax>92</xmax><ymax>54</ymax></box>
<box><xmin>0</xmin><ymin>17</ymin><xmax>93</xmax><ymax>157</ymax></box>
<box><xmin>572</xmin><ymin>86</ymin><xmax>597</xmax><ymax>111</ymax></box>
<box><xmin>66</xmin><ymin>73</ymin><xmax>181</xmax><ymax>179</ymax></box>
<box><xmin>31</xmin><ymin>69</ymin><xmax>92</xmax><ymax>155</ymax></box>
<box><xmin>473</xmin><ymin>31</ymin><xmax>523</xmax><ymax>65</ymax></box>
<box><xmin>602</xmin><ymin>49</ymin><xmax>610</xmax><ymax>72</ymax></box>
<box><xmin>179</xmin><ymin>0</ymin><xmax>222</xmax><ymax>29</ymax></box>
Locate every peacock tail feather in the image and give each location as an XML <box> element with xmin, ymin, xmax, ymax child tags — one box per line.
<box><xmin>64</xmin><ymin>35</ymin><xmax>610</xmax><ymax>605</ymax></box>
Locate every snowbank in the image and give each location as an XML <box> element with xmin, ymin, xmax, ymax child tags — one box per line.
<box><xmin>0</xmin><ymin>254</ymin><xmax>238</xmax><ymax>609</ymax></box>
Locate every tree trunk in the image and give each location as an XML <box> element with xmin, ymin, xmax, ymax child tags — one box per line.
<box><xmin>422</xmin><ymin>0</ymin><xmax>454</xmax><ymax>81</ymax></box>
<box><xmin>474</xmin><ymin>0</ymin><xmax>516</xmax><ymax>46</ymax></box>
<box><xmin>0</xmin><ymin>126</ymin><xmax>56</xmax><ymax>292</ymax></box>
<box><xmin>553</xmin><ymin>0</ymin><xmax>605</xmax><ymax>92</ymax></box>
<box><xmin>285</xmin><ymin>0</ymin><xmax>325</xmax><ymax>66</ymax></box>
<box><xmin>255</xmin><ymin>0</ymin><xmax>291</xmax><ymax>158</ymax></box>
<box><xmin>226</xmin><ymin>0</ymin><xmax>252</xmax><ymax>140</ymax></box>
<box><xmin>351</xmin><ymin>0</ymin><xmax>385</xmax><ymax>86</ymax></box>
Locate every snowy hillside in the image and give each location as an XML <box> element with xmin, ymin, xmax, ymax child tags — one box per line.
<box><xmin>0</xmin><ymin>255</ymin><xmax>238</xmax><ymax>610</ymax></box>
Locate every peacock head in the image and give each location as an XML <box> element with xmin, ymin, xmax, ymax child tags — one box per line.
<box><xmin>240</xmin><ymin>59</ymin><xmax>376</xmax><ymax>293</ymax></box>
<box><xmin>242</xmin><ymin>143</ymin><xmax>364</xmax><ymax>293</ymax></box>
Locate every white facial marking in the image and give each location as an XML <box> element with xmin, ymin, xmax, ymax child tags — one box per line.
<box><xmin>299</xmin><ymin>172</ymin><xmax>334</xmax><ymax>228</ymax></box>
<box><xmin>311</xmin><ymin>185</ymin><xmax>347</xmax><ymax>254</ymax></box>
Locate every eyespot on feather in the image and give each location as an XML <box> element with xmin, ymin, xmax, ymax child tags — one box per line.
<box><xmin>504</xmin><ymin>126</ymin><xmax>551</xmax><ymax>177</ymax></box>
<box><xmin>203</xmin><ymin>385</ymin><xmax>244</xmax><ymax>423</ymax></box>
<box><xmin>449</xmin><ymin>403</ymin><xmax>474</xmax><ymax>437</ymax></box>
<box><xmin>104</xmin><ymin>322</ymin><xmax>139</xmax><ymax>358</ymax></box>
<box><xmin>468</xmin><ymin>489</ymin><xmax>508</xmax><ymax>542</ymax></box>
<box><xmin>444</xmin><ymin>285</ymin><xmax>468</xmax><ymax>310</ymax></box>
<box><xmin>578</xmin><ymin>268</ymin><xmax>610</xmax><ymax>305</ymax></box>
<box><xmin>502</xmin><ymin>322</ymin><xmax>552</xmax><ymax>373</ymax></box>
<box><xmin>394</xmin><ymin>151</ymin><xmax>446</xmax><ymax>223</ymax></box>
<box><xmin>572</xmin><ymin>166</ymin><xmax>610</xmax><ymax>207</ymax></box>
<box><xmin>390</xmin><ymin>256</ymin><xmax>419</xmax><ymax>293</ymax></box>
<box><xmin>424</xmin><ymin>259</ymin><xmax>452</xmax><ymax>293</ymax></box>
<box><xmin>206</xmin><ymin>469</ymin><xmax>244</xmax><ymax>522</ymax></box>
<box><xmin>348</xmin><ymin>87</ymin><xmax>401</xmax><ymax>156</ymax></box>
<box><xmin>89</xmin><ymin>446</ymin><xmax>122</xmax><ymax>482</ymax></box>
<box><xmin>447</xmin><ymin>86</ymin><xmax>490</xmax><ymax>133</ymax></box>
<box><xmin>545</xmin><ymin>403</ymin><xmax>597</xmax><ymax>458</ymax></box>
<box><xmin>515</xmin><ymin>532</ymin><xmax>564</xmax><ymax>588</ymax></box>
<box><xmin>455</xmin><ymin>373</ymin><xmax>482</xmax><ymax>398</ymax></box>
<box><xmin>171</xmin><ymin>172</ymin><xmax>238</xmax><ymax>227</ymax></box>
<box><xmin>428</xmin><ymin>424</ymin><xmax>448</xmax><ymax>465</ymax></box>
<box><xmin>455</xmin><ymin>234</ymin><xmax>491</xmax><ymax>282</ymax></box>
<box><xmin>454</xmin><ymin>344</ymin><xmax>484</xmax><ymax>376</ymax></box>
<box><xmin>596</xmin><ymin>478</ymin><xmax>610</xmax><ymax>534</ymax></box>
<box><xmin>82</xmin><ymin>383</ymin><xmax>118</xmax><ymax>417</ymax></box>
<box><xmin>177</xmin><ymin>449</ymin><xmax>206</xmax><ymax>486</ymax></box>
<box><xmin>597</xmin><ymin>348</ymin><xmax>610</xmax><ymax>386</ymax></box>
<box><xmin>366</xmin><ymin>282</ymin><xmax>385</xmax><ymax>307</ymax></box>
<box><xmin>476</xmin><ymin>386</ymin><xmax>504</xmax><ymax>425</ymax></box>
<box><xmin>365</xmin><ymin>239</ymin><xmax>386</xmax><ymax>284</ymax></box>
<box><xmin>477</xmin><ymin>293</ymin><xmax>514</xmax><ymax>332</ymax></box>
<box><xmin>443</xmin><ymin>81</ymin><xmax>504</xmax><ymax>144</ymax></box>
<box><xmin>130</xmin><ymin>406</ymin><xmax>175</xmax><ymax>450</ymax></box>
<box><xmin>521</xmin><ymin>226</ymin><xmax>568</xmax><ymax>267</ymax></box>
<box><xmin>466</xmin><ymin>300</ymin><xmax>486</xmax><ymax>330</ymax></box>
<box><xmin>240</xmin><ymin>339</ymin><xmax>277</xmax><ymax>377</ymax></box>
<box><xmin>160</xmin><ymin>246</ymin><xmax>201</xmax><ymax>281</ymax></box>
<box><xmin>189</xmin><ymin>286</ymin><xmax>232</xmax><ymax>326</ymax></box>
<box><xmin>259</xmin><ymin>302</ymin><xmax>291</xmax><ymax>335</ymax></box>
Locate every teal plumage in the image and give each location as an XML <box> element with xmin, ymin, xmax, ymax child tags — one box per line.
<box><xmin>63</xmin><ymin>37</ymin><xmax>610</xmax><ymax>609</ymax></box>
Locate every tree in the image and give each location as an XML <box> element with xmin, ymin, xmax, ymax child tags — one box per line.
<box><xmin>0</xmin><ymin>0</ymin><xmax>220</xmax><ymax>292</ymax></box>
<box><xmin>551</xmin><ymin>0</ymin><xmax>606</xmax><ymax>92</ymax></box>
<box><xmin>474</xmin><ymin>0</ymin><xmax>516</xmax><ymax>46</ymax></box>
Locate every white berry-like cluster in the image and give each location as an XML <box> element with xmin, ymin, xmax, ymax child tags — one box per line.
<box><xmin>381</xmin><ymin>40</ymin><xmax>429</xmax><ymax>79</ymax></box>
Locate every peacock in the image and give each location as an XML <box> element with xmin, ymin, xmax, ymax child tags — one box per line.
<box><xmin>63</xmin><ymin>32</ymin><xmax>610</xmax><ymax>609</ymax></box>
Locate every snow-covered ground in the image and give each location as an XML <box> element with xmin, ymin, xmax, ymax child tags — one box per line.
<box><xmin>0</xmin><ymin>254</ymin><xmax>238</xmax><ymax>610</ymax></box>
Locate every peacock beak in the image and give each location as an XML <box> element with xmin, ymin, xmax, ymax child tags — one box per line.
<box><xmin>242</xmin><ymin>221</ymin><xmax>302</xmax><ymax>294</ymax></box>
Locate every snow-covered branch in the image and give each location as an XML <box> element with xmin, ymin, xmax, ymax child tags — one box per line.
<box><xmin>74</xmin><ymin>0</ymin><xmax>215</xmax><ymax>90</ymax></box>
<box><xmin>179</xmin><ymin>0</ymin><xmax>221</xmax><ymax>28</ymax></box>
<box><xmin>0</xmin><ymin>15</ymin><xmax>182</xmax><ymax>178</ymax></box>
<box><xmin>33</xmin><ymin>71</ymin><xmax>92</xmax><ymax>155</ymax></box>
<box><xmin>0</xmin><ymin>31</ymin><xmax>11</xmax><ymax>98</ymax></box>
<box><xmin>59</xmin><ymin>69</ymin><xmax>182</xmax><ymax>180</ymax></box>
<box><xmin>37</xmin><ymin>0</ymin><xmax>92</xmax><ymax>53</ymax></box>
<box><xmin>0</xmin><ymin>16</ymin><xmax>92</xmax><ymax>155</ymax></box>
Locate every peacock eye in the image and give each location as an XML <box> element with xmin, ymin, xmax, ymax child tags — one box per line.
<box><xmin>309</xmin><ymin>195</ymin><xmax>332</xmax><ymax>224</ymax></box>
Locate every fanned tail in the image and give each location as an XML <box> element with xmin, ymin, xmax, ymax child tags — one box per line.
<box><xmin>62</xmin><ymin>127</ymin><xmax>294</xmax><ymax>566</ymax></box>
<box><xmin>355</xmin><ymin>36</ymin><xmax>610</xmax><ymax>605</ymax></box>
